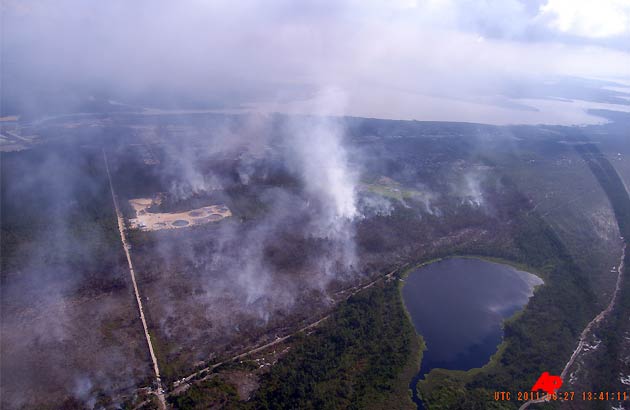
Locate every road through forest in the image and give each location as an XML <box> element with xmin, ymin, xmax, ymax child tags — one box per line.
<box><xmin>103</xmin><ymin>150</ymin><xmax>167</xmax><ymax>410</ymax></box>
<box><xmin>519</xmin><ymin>242</ymin><xmax>626</xmax><ymax>410</ymax></box>
<box><xmin>170</xmin><ymin>266</ymin><xmax>403</xmax><ymax>396</ymax></box>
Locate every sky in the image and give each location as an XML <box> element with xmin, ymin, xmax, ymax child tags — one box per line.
<box><xmin>2</xmin><ymin>0</ymin><xmax>630</xmax><ymax>124</ymax></box>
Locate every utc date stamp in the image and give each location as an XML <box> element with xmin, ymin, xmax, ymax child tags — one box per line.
<box><xmin>493</xmin><ymin>372</ymin><xmax>628</xmax><ymax>402</ymax></box>
<box><xmin>494</xmin><ymin>391</ymin><xmax>629</xmax><ymax>402</ymax></box>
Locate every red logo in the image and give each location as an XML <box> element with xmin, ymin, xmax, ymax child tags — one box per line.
<box><xmin>531</xmin><ymin>372</ymin><xmax>563</xmax><ymax>395</ymax></box>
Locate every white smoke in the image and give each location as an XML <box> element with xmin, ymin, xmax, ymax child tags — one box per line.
<box><xmin>359</xmin><ymin>194</ymin><xmax>394</xmax><ymax>217</ymax></box>
<box><xmin>416</xmin><ymin>189</ymin><xmax>440</xmax><ymax>215</ymax></box>
<box><xmin>463</xmin><ymin>172</ymin><xmax>484</xmax><ymax>207</ymax></box>
<box><xmin>164</xmin><ymin>141</ymin><xmax>223</xmax><ymax>200</ymax></box>
<box><xmin>285</xmin><ymin>88</ymin><xmax>359</xmax><ymax>275</ymax></box>
<box><xmin>72</xmin><ymin>376</ymin><xmax>96</xmax><ymax>409</ymax></box>
<box><xmin>291</xmin><ymin>119</ymin><xmax>358</xmax><ymax>234</ymax></box>
<box><xmin>454</xmin><ymin>167</ymin><xmax>489</xmax><ymax>207</ymax></box>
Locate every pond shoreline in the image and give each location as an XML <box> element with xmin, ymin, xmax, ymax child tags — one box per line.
<box><xmin>397</xmin><ymin>256</ymin><xmax>545</xmax><ymax>409</ymax></box>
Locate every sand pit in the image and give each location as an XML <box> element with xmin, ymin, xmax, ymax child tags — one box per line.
<box><xmin>129</xmin><ymin>197</ymin><xmax>232</xmax><ymax>231</ymax></box>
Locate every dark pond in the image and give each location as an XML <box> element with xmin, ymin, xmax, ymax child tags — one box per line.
<box><xmin>401</xmin><ymin>257</ymin><xmax>543</xmax><ymax>409</ymax></box>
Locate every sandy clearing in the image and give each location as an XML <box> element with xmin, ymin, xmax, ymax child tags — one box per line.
<box><xmin>129</xmin><ymin>198</ymin><xmax>231</xmax><ymax>231</ymax></box>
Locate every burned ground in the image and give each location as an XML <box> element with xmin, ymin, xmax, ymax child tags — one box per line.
<box><xmin>1</xmin><ymin>112</ymin><xmax>626</xmax><ymax>408</ymax></box>
<box><xmin>0</xmin><ymin>145</ymin><xmax>153</xmax><ymax>409</ymax></box>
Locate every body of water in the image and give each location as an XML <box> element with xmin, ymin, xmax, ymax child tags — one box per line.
<box><xmin>401</xmin><ymin>257</ymin><xmax>543</xmax><ymax>409</ymax></box>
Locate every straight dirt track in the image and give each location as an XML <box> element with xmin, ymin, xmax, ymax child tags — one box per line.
<box><xmin>103</xmin><ymin>150</ymin><xmax>167</xmax><ymax>410</ymax></box>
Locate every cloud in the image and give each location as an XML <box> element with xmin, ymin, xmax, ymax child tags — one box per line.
<box><xmin>2</xmin><ymin>0</ymin><xmax>629</xmax><ymax>124</ymax></box>
<box><xmin>539</xmin><ymin>0</ymin><xmax>630</xmax><ymax>38</ymax></box>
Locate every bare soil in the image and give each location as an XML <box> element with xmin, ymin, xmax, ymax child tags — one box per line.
<box><xmin>129</xmin><ymin>198</ymin><xmax>231</xmax><ymax>231</ymax></box>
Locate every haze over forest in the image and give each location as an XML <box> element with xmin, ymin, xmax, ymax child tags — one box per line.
<box><xmin>1</xmin><ymin>2</ymin><xmax>630</xmax><ymax>410</ymax></box>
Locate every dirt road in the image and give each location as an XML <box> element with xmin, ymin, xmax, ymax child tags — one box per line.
<box><xmin>519</xmin><ymin>242</ymin><xmax>626</xmax><ymax>410</ymax></box>
<box><xmin>103</xmin><ymin>150</ymin><xmax>167</xmax><ymax>410</ymax></box>
<box><xmin>170</xmin><ymin>266</ymin><xmax>404</xmax><ymax>395</ymax></box>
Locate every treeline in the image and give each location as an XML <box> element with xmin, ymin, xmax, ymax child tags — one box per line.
<box><xmin>0</xmin><ymin>144</ymin><xmax>127</xmax><ymax>293</ymax></box>
<box><xmin>418</xmin><ymin>210</ymin><xmax>598</xmax><ymax>409</ymax></box>
<box><xmin>170</xmin><ymin>282</ymin><xmax>421</xmax><ymax>410</ymax></box>
<box><xmin>169</xmin><ymin>378</ymin><xmax>242</xmax><ymax>410</ymax></box>
<box><xmin>253</xmin><ymin>282</ymin><xmax>419</xmax><ymax>410</ymax></box>
<box><xmin>587</xmin><ymin>249</ymin><xmax>630</xmax><ymax>410</ymax></box>
<box><xmin>418</xmin><ymin>143</ymin><xmax>630</xmax><ymax>409</ymax></box>
<box><xmin>574</xmin><ymin>143</ymin><xmax>630</xmax><ymax>406</ymax></box>
<box><xmin>575</xmin><ymin>143</ymin><xmax>630</xmax><ymax>239</ymax></box>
